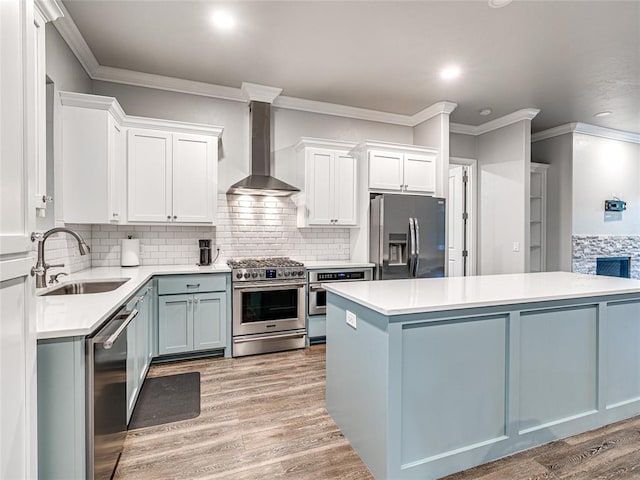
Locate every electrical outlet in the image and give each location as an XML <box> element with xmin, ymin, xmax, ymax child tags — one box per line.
<box><xmin>513</xmin><ymin>242</ymin><xmax>520</xmax><ymax>252</ymax></box>
<box><xmin>346</xmin><ymin>310</ymin><xmax>357</xmax><ymax>329</ymax></box>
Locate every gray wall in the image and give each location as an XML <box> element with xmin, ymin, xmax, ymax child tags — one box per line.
<box><xmin>532</xmin><ymin>133</ymin><xmax>573</xmax><ymax>271</ymax></box>
<box><xmin>450</xmin><ymin>132</ymin><xmax>477</xmax><ymax>159</ymax></box>
<box><xmin>477</xmin><ymin>121</ymin><xmax>531</xmax><ymax>275</ymax></box>
<box><xmin>92</xmin><ymin>80</ymin><xmax>414</xmax><ymax>193</ymax></box>
<box><xmin>46</xmin><ymin>24</ymin><xmax>91</xmax><ymax>93</ymax></box>
<box><xmin>572</xmin><ymin>133</ymin><xmax>640</xmax><ymax>235</ymax></box>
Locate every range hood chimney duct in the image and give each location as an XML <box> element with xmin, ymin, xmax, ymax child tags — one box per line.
<box><xmin>227</xmin><ymin>100</ymin><xmax>300</xmax><ymax>196</ymax></box>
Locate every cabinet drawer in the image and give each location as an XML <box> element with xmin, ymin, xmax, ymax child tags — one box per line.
<box><xmin>157</xmin><ymin>274</ymin><xmax>226</xmax><ymax>295</ymax></box>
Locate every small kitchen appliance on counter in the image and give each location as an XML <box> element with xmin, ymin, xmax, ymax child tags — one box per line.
<box><xmin>198</xmin><ymin>239</ymin><xmax>212</xmax><ymax>266</ymax></box>
<box><xmin>227</xmin><ymin>257</ymin><xmax>306</xmax><ymax>357</ymax></box>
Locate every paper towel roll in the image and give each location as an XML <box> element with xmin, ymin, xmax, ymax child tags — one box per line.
<box><xmin>120</xmin><ymin>239</ymin><xmax>140</xmax><ymax>267</ymax></box>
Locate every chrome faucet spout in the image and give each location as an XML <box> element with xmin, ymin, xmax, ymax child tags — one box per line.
<box><xmin>31</xmin><ymin>227</ymin><xmax>91</xmax><ymax>288</ymax></box>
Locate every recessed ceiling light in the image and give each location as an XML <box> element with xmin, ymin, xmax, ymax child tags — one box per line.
<box><xmin>479</xmin><ymin>108</ymin><xmax>493</xmax><ymax>116</ymax></box>
<box><xmin>593</xmin><ymin>111</ymin><xmax>612</xmax><ymax>118</ymax></box>
<box><xmin>440</xmin><ymin>65</ymin><xmax>461</xmax><ymax>80</ymax></box>
<box><xmin>211</xmin><ymin>11</ymin><xmax>235</xmax><ymax>30</ymax></box>
<box><xmin>488</xmin><ymin>0</ymin><xmax>513</xmax><ymax>8</ymax></box>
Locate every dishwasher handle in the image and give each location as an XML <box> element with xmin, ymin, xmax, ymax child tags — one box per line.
<box><xmin>103</xmin><ymin>309</ymin><xmax>138</xmax><ymax>349</ymax></box>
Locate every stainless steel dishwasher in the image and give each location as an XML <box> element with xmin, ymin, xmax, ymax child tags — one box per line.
<box><xmin>86</xmin><ymin>306</ymin><xmax>138</xmax><ymax>480</ymax></box>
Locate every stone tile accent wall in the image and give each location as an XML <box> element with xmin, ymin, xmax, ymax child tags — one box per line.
<box><xmin>572</xmin><ymin>235</ymin><xmax>640</xmax><ymax>279</ymax></box>
<box><xmin>41</xmin><ymin>223</ymin><xmax>92</xmax><ymax>274</ymax></box>
<box><xmin>89</xmin><ymin>194</ymin><xmax>350</xmax><ymax>267</ymax></box>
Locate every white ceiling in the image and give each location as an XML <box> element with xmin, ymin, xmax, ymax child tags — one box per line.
<box><xmin>61</xmin><ymin>0</ymin><xmax>640</xmax><ymax>134</ymax></box>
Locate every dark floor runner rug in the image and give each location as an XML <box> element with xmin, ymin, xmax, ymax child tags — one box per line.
<box><xmin>128</xmin><ymin>372</ymin><xmax>201</xmax><ymax>430</ymax></box>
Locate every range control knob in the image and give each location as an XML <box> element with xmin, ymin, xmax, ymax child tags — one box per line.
<box><xmin>284</xmin><ymin>271</ymin><xmax>290</xmax><ymax>277</ymax></box>
<box><xmin>298</xmin><ymin>270</ymin><xmax>304</xmax><ymax>277</ymax></box>
<box><xmin>259</xmin><ymin>272</ymin><xmax>264</xmax><ymax>277</ymax></box>
<box><xmin>251</xmin><ymin>272</ymin><xmax>258</xmax><ymax>278</ymax></box>
<box><xmin>243</xmin><ymin>272</ymin><xmax>250</xmax><ymax>279</ymax></box>
<box><xmin>236</xmin><ymin>273</ymin><xmax>243</xmax><ymax>280</ymax></box>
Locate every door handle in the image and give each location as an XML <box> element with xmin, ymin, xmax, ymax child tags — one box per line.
<box><xmin>103</xmin><ymin>309</ymin><xmax>138</xmax><ymax>349</ymax></box>
<box><xmin>407</xmin><ymin>218</ymin><xmax>416</xmax><ymax>277</ymax></box>
<box><xmin>413</xmin><ymin>217</ymin><xmax>420</xmax><ymax>277</ymax></box>
<box><xmin>233</xmin><ymin>332</ymin><xmax>305</xmax><ymax>343</ymax></box>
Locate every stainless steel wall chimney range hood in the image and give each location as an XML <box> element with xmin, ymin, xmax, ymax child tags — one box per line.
<box><xmin>227</xmin><ymin>101</ymin><xmax>300</xmax><ymax>196</ymax></box>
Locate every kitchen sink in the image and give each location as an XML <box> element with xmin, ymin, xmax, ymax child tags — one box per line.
<box><xmin>38</xmin><ymin>278</ymin><xmax>130</xmax><ymax>296</ymax></box>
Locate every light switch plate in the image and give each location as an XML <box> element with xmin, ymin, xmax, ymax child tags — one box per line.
<box><xmin>513</xmin><ymin>242</ymin><xmax>520</xmax><ymax>252</ymax></box>
<box><xmin>346</xmin><ymin>310</ymin><xmax>357</xmax><ymax>329</ymax></box>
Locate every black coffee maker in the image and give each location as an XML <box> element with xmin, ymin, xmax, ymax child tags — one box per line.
<box><xmin>198</xmin><ymin>239</ymin><xmax>212</xmax><ymax>266</ymax></box>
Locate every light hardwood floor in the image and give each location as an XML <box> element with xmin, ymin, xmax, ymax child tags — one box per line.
<box><xmin>115</xmin><ymin>345</ymin><xmax>640</xmax><ymax>480</ymax></box>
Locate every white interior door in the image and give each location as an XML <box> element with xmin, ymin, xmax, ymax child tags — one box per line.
<box><xmin>1</xmin><ymin>1</ymin><xmax>37</xmax><ymax>477</ymax></box>
<box><xmin>448</xmin><ymin>165</ymin><xmax>465</xmax><ymax>277</ymax></box>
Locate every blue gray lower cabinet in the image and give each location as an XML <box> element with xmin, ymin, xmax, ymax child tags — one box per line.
<box><xmin>37</xmin><ymin>273</ymin><xmax>231</xmax><ymax>479</ymax></box>
<box><xmin>325</xmin><ymin>292</ymin><xmax>640</xmax><ymax>480</ymax></box>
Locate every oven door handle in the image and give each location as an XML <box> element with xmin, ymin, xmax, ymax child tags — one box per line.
<box><xmin>233</xmin><ymin>332</ymin><xmax>306</xmax><ymax>343</ymax></box>
<box><xmin>308</xmin><ymin>284</ymin><xmax>325</xmax><ymax>292</ymax></box>
<box><xmin>233</xmin><ymin>282</ymin><xmax>305</xmax><ymax>291</ymax></box>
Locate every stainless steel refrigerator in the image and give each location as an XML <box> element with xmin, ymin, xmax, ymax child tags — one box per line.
<box><xmin>370</xmin><ymin>194</ymin><xmax>446</xmax><ymax>279</ymax></box>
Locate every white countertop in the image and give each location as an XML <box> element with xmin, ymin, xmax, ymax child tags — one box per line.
<box><xmin>323</xmin><ymin>271</ymin><xmax>640</xmax><ymax>316</ymax></box>
<box><xmin>304</xmin><ymin>261</ymin><xmax>374</xmax><ymax>270</ymax></box>
<box><xmin>36</xmin><ymin>264</ymin><xmax>230</xmax><ymax>340</ymax></box>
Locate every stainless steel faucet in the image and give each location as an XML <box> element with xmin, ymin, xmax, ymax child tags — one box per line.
<box><xmin>31</xmin><ymin>227</ymin><xmax>90</xmax><ymax>288</ymax></box>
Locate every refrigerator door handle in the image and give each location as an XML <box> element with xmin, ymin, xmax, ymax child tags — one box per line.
<box><xmin>413</xmin><ymin>217</ymin><xmax>420</xmax><ymax>277</ymax></box>
<box><xmin>408</xmin><ymin>218</ymin><xmax>416</xmax><ymax>277</ymax></box>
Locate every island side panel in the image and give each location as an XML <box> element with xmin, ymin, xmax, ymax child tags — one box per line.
<box><xmin>606</xmin><ymin>299</ymin><xmax>640</xmax><ymax>410</ymax></box>
<box><xmin>397</xmin><ymin>316</ymin><xmax>508</xmax><ymax>469</ymax></box>
<box><xmin>325</xmin><ymin>293</ymin><xmax>390</xmax><ymax>479</ymax></box>
<box><xmin>518</xmin><ymin>305</ymin><xmax>598</xmax><ymax>437</ymax></box>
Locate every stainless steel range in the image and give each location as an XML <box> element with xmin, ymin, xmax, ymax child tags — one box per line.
<box><xmin>228</xmin><ymin>257</ymin><xmax>306</xmax><ymax>357</ymax></box>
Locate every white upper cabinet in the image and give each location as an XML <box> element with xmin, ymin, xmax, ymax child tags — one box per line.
<box><xmin>364</xmin><ymin>142</ymin><xmax>438</xmax><ymax>195</ymax></box>
<box><xmin>295</xmin><ymin>138</ymin><xmax>358</xmax><ymax>228</ymax></box>
<box><xmin>60</xmin><ymin>92</ymin><xmax>127</xmax><ymax>224</ymax></box>
<box><xmin>59</xmin><ymin>92</ymin><xmax>223</xmax><ymax>225</ymax></box>
<box><xmin>127</xmin><ymin>129</ymin><xmax>217</xmax><ymax>224</ymax></box>
<box><xmin>127</xmin><ymin>129</ymin><xmax>172</xmax><ymax>222</ymax></box>
<box><xmin>172</xmin><ymin>133</ymin><xmax>216</xmax><ymax>223</ymax></box>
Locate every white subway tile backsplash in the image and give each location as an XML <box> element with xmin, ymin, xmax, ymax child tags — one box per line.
<box><xmin>55</xmin><ymin>195</ymin><xmax>350</xmax><ymax>270</ymax></box>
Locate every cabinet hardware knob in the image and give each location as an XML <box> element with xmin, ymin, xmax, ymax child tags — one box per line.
<box><xmin>173</xmin><ymin>215</ymin><xmax>177</xmax><ymax>220</ymax></box>
<box><xmin>167</xmin><ymin>215</ymin><xmax>171</xmax><ymax>220</ymax></box>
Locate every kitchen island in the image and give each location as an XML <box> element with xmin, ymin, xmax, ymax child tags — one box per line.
<box><xmin>324</xmin><ymin>272</ymin><xmax>640</xmax><ymax>479</ymax></box>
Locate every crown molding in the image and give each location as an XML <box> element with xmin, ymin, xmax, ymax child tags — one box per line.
<box><xmin>59</xmin><ymin>91</ymin><xmax>223</xmax><ymax>136</ymax></box>
<box><xmin>52</xmin><ymin>1</ymin><xmax>99</xmax><ymax>76</ymax></box>
<box><xmin>530</xmin><ymin>123</ymin><xmax>575</xmax><ymax>142</ymax></box>
<box><xmin>241</xmin><ymin>82</ymin><xmax>283</xmax><ymax>103</ymax></box>
<box><xmin>122</xmin><ymin>115</ymin><xmax>224</xmax><ymax>136</ymax></box>
<box><xmin>59</xmin><ymin>90</ymin><xmax>126</xmax><ymax>123</ymax></box>
<box><xmin>448</xmin><ymin>108</ymin><xmax>540</xmax><ymax>136</ymax></box>
<box><xmin>93</xmin><ymin>65</ymin><xmax>245</xmax><ymax>102</ymax></box>
<box><xmin>295</xmin><ymin>137</ymin><xmax>357</xmax><ymax>152</ymax></box>
<box><xmin>273</xmin><ymin>95</ymin><xmax>414</xmax><ymax>126</ymax></box>
<box><xmin>532</xmin><ymin>122</ymin><xmax>640</xmax><ymax>144</ymax></box>
<box><xmin>351</xmin><ymin>140</ymin><xmax>438</xmax><ymax>155</ymax></box>
<box><xmin>449</xmin><ymin>123</ymin><xmax>478</xmax><ymax>135</ymax></box>
<box><xmin>411</xmin><ymin>101</ymin><xmax>458</xmax><ymax>125</ymax></box>
<box><xmin>35</xmin><ymin>0</ymin><xmax>63</xmax><ymax>22</ymax></box>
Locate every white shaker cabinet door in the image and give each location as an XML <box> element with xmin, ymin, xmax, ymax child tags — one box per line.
<box><xmin>369</xmin><ymin>150</ymin><xmax>403</xmax><ymax>191</ymax></box>
<box><xmin>127</xmin><ymin>129</ymin><xmax>172</xmax><ymax>222</ymax></box>
<box><xmin>404</xmin><ymin>152</ymin><xmax>436</xmax><ymax>194</ymax></box>
<box><xmin>172</xmin><ymin>133</ymin><xmax>216</xmax><ymax>223</ymax></box>
<box><xmin>333</xmin><ymin>152</ymin><xmax>357</xmax><ymax>226</ymax></box>
<box><xmin>306</xmin><ymin>148</ymin><xmax>333</xmax><ymax>225</ymax></box>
